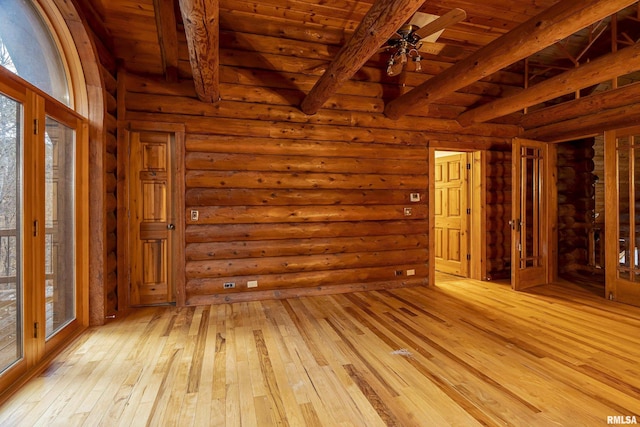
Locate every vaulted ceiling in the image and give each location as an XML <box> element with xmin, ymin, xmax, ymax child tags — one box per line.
<box><xmin>88</xmin><ymin>0</ymin><xmax>640</xmax><ymax>139</ymax></box>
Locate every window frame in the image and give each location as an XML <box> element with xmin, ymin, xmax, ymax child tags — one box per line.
<box><xmin>0</xmin><ymin>42</ymin><xmax>88</xmax><ymax>398</ymax></box>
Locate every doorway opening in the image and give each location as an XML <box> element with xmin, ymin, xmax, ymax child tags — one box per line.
<box><xmin>431</xmin><ymin>150</ymin><xmax>484</xmax><ymax>281</ymax></box>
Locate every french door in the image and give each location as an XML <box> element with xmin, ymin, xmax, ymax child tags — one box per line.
<box><xmin>605</xmin><ymin>126</ymin><xmax>640</xmax><ymax>306</ymax></box>
<box><xmin>0</xmin><ymin>74</ymin><xmax>87</xmax><ymax>390</ymax></box>
<box><xmin>511</xmin><ymin>138</ymin><xmax>557</xmax><ymax>290</ymax></box>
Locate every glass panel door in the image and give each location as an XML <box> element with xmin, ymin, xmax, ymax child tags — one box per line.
<box><xmin>44</xmin><ymin>116</ymin><xmax>75</xmax><ymax>338</ymax></box>
<box><xmin>511</xmin><ymin>138</ymin><xmax>556</xmax><ymax>290</ymax></box>
<box><xmin>0</xmin><ymin>92</ymin><xmax>22</xmax><ymax>373</ymax></box>
<box><xmin>605</xmin><ymin>127</ymin><xmax>640</xmax><ymax>306</ymax></box>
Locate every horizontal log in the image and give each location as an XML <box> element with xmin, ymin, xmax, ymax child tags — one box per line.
<box><xmin>186</xmin><ymin>188</ymin><xmax>425</xmax><ymax>206</ymax></box>
<box><xmin>186</xmin><ymin>263</ymin><xmax>429</xmax><ymax>298</ymax></box>
<box><xmin>106</xmin><ymin>212</ymin><xmax>117</xmax><ymax>234</ymax></box>
<box><xmin>486</xmin><ymin>179</ymin><xmax>511</xmax><ymax>191</ymax></box>
<box><xmin>523</xmin><ymin>102</ymin><xmax>640</xmax><ymax>142</ymax></box>
<box><xmin>487</xmin><ymin>218</ymin><xmax>509</xmax><ymax>231</ymax></box>
<box><xmin>485</xmin><ymin>164</ymin><xmax>508</xmax><ymax>177</ymax></box>
<box><xmin>106</xmin><ymin>132</ymin><xmax>117</xmax><ymax>154</ymax></box>
<box><xmin>186</xmin><ymin>248</ymin><xmax>427</xmax><ymax>278</ymax></box>
<box><xmin>106</xmin><ymin>234</ymin><xmax>117</xmax><ymax>255</ymax></box>
<box><xmin>126</xmin><ymin>111</ymin><xmax>420</xmax><ymax>143</ymax></box>
<box><xmin>186</xmin><ymin>170</ymin><xmax>428</xmax><ymax>190</ymax></box>
<box><xmin>521</xmin><ymin>80</ymin><xmax>640</xmax><ymax>130</ymax></box>
<box><xmin>105</xmin><ymin>193</ymin><xmax>117</xmax><ymax>213</ymax></box>
<box><xmin>185</xmin><ymin>220</ymin><xmax>428</xmax><ymax>243</ymax></box>
<box><xmin>186</xmin><ymin>134</ymin><xmax>428</xmax><ymax>159</ymax></box>
<box><xmin>186</xmin><ymin>234</ymin><xmax>428</xmax><ymax>261</ymax></box>
<box><xmin>128</xmin><ymin>110</ymin><xmax>512</xmax><ymax>147</ymax></box>
<box><xmin>185</xmin><ymin>152</ymin><xmax>427</xmax><ymax>175</ymax></box>
<box><xmin>186</xmin><ymin>205</ymin><xmax>428</xmax><ymax>225</ymax></box>
<box><xmin>125</xmin><ymin>92</ymin><xmax>519</xmax><ymax>139</ymax></box>
<box><xmin>126</xmin><ymin>64</ymin><xmax>515</xmax><ymax>110</ymax></box>
<box><xmin>487</xmin><ymin>232</ymin><xmax>508</xmax><ymax>245</ymax></box>
<box><xmin>105</xmin><ymin>113</ymin><xmax>117</xmax><ymax>134</ymax></box>
<box><xmin>486</xmin><ymin>246</ymin><xmax>507</xmax><ymax>259</ymax></box>
<box><xmin>105</xmin><ymin>173</ymin><xmax>117</xmax><ymax>193</ymax></box>
<box><xmin>486</xmin><ymin>191</ymin><xmax>511</xmax><ymax>204</ymax></box>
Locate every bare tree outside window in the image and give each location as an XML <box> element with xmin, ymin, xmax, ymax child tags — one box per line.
<box><xmin>0</xmin><ymin>35</ymin><xmax>21</xmax><ymax>369</ymax></box>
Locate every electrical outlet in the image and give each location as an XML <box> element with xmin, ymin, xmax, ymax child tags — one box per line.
<box><xmin>247</xmin><ymin>280</ymin><xmax>258</xmax><ymax>288</ymax></box>
<box><xmin>191</xmin><ymin>210</ymin><xmax>199</xmax><ymax>221</ymax></box>
<box><xmin>395</xmin><ymin>270</ymin><xmax>403</xmax><ymax>276</ymax></box>
<box><xmin>404</xmin><ymin>207</ymin><xmax>412</xmax><ymax>216</ymax></box>
<box><xmin>406</xmin><ymin>269</ymin><xmax>416</xmax><ymax>276</ymax></box>
<box><xmin>410</xmin><ymin>193</ymin><xmax>420</xmax><ymax>202</ymax></box>
<box><xmin>223</xmin><ymin>282</ymin><xmax>235</xmax><ymax>289</ymax></box>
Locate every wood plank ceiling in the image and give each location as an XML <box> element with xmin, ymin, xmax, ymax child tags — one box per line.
<box><xmin>92</xmin><ymin>0</ymin><xmax>640</xmax><ymax>138</ymax></box>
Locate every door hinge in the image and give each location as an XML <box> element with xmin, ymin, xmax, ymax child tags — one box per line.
<box><xmin>466</xmin><ymin>163</ymin><xmax>471</xmax><ymax>170</ymax></box>
<box><xmin>466</xmin><ymin>254</ymin><xmax>471</xmax><ymax>261</ymax></box>
<box><xmin>33</xmin><ymin>220</ymin><xmax>39</xmax><ymax>237</ymax></box>
<box><xmin>34</xmin><ymin>322</ymin><xmax>39</xmax><ymax>338</ymax></box>
<box><xmin>467</xmin><ymin>208</ymin><xmax>471</xmax><ymax>215</ymax></box>
<box><xmin>33</xmin><ymin>119</ymin><xmax>38</xmax><ymax>135</ymax></box>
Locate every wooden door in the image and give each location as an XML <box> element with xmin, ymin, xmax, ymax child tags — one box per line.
<box><xmin>511</xmin><ymin>138</ymin><xmax>556</xmax><ymax>290</ymax></box>
<box><xmin>605</xmin><ymin>126</ymin><xmax>640</xmax><ymax>306</ymax></box>
<box><xmin>129</xmin><ymin>131</ymin><xmax>176</xmax><ymax>305</ymax></box>
<box><xmin>434</xmin><ymin>153</ymin><xmax>469</xmax><ymax>276</ymax></box>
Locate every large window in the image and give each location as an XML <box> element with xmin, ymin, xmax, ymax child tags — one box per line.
<box><xmin>0</xmin><ymin>0</ymin><xmax>87</xmax><ymax>391</ymax></box>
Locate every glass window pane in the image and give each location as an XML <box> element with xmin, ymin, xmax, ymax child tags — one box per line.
<box><xmin>0</xmin><ymin>0</ymin><xmax>70</xmax><ymax>106</ymax></box>
<box><xmin>44</xmin><ymin>116</ymin><xmax>75</xmax><ymax>338</ymax></box>
<box><xmin>521</xmin><ymin>147</ymin><xmax>542</xmax><ymax>269</ymax></box>
<box><xmin>0</xmin><ymin>92</ymin><xmax>23</xmax><ymax>372</ymax></box>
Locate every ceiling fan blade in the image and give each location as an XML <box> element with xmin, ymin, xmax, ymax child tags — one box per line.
<box><xmin>413</xmin><ymin>8</ymin><xmax>466</xmax><ymax>40</ymax></box>
<box><xmin>419</xmin><ymin>42</ymin><xmax>465</xmax><ymax>59</ymax></box>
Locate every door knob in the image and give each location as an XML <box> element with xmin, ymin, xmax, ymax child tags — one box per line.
<box><xmin>167</xmin><ymin>223</ymin><xmax>175</xmax><ymax>230</ymax></box>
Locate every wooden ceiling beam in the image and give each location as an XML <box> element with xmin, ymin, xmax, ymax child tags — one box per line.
<box><xmin>384</xmin><ymin>0</ymin><xmax>638</xmax><ymax>120</ymax></box>
<box><xmin>300</xmin><ymin>0</ymin><xmax>425</xmax><ymax>115</ymax></box>
<box><xmin>521</xmin><ymin>80</ymin><xmax>640</xmax><ymax>130</ymax></box>
<box><xmin>153</xmin><ymin>0</ymin><xmax>180</xmax><ymax>82</ymax></box>
<box><xmin>522</xmin><ymin>102</ymin><xmax>640</xmax><ymax>142</ymax></box>
<box><xmin>178</xmin><ymin>0</ymin><xmax>220</xmax><ymax>103</ymax></box>
<box><xmin>458</xmin><ymin>42</ymin><xmax>640</xmax><ymax>126</ymax></box>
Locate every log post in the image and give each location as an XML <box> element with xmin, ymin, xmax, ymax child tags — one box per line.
<box><xmin>178</xmin><ymin>0</ymin><xmax>220</xmax><ymax>103</ymax></box>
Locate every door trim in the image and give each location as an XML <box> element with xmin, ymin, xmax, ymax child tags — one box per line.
<box><xmin>117</xmin><ymin>121</ymin><xmax>185</xmax><ymax>310</ymax></box>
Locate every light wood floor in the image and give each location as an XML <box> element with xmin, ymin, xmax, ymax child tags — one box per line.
<box><xmin>2</xmin><ymin>276</ymin><xmax>640</xmax><ymax>426</ymax></box>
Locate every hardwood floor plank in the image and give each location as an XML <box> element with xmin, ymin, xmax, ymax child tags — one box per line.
<box><xmin>4</xmin><ymin>278</ymin><xmax>640</xmax><ymax>425</ymax></box>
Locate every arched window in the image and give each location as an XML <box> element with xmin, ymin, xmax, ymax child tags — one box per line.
<box><xmin>0</xmin><ymin>0</ymin><xmax>89</xmax><ymax>390</ymax></box>
<box><xmin>0</xmin><ymin>0</ymin><xmax>70</xmax><ymax>106</ymax></box>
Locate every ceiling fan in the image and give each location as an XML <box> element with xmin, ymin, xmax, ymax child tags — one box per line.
<box><xmin>382</xmin><ymin>8</ymin><xmax>467</xmax><ymax>76</ymax></box>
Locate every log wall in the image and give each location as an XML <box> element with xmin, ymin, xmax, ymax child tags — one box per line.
<box><xmin>122</xmin><ymin>16</ymin><xmax>520</xmax><ymax>304</ymax></box>
<box><xmin>485</xmin><ymin>150</ymin><xmax>512</xmax><ymax>280</ymax></box>
<box><xmin>557</xmin><ymin>138</ymin><xmax>596</xmax><ymax>276</ymax></box>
